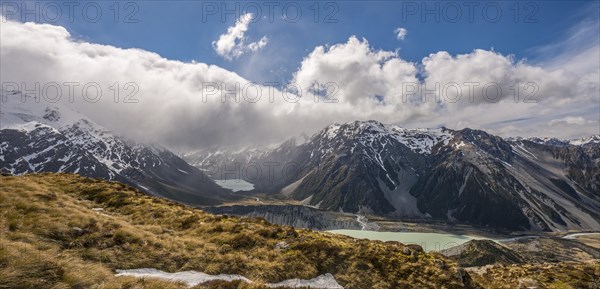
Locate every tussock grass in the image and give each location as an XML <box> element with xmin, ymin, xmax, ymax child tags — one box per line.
<box><xmin>0</xmin><ymin>173</ymin><xmax>596</xmax><ymax>289</ymax></box>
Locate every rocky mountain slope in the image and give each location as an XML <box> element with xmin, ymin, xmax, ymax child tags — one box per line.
<box><xmin>0</xmin><ymin>90</ymin><xmax>234</xmax><ymax>205</ymax></box>
<box><xmin>187</xmin><ymin>121</ymin><xmax>600</xmax><ymax>232</ymax></box>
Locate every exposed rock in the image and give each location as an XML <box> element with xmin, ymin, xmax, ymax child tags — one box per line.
<box><xmin>456</xmin><ymin>268</ymin><xmax>466</xmax><ymax>285</ymax></box>
<box><xmin>71</xmin><ymin>227</ymin><xmax>87</xmax><ymax>237</ymax></box>
<box><xmin>441</xmin><ymin>240</ymin><xmax>524</xmax><ymax>267</ymax></box>
<box><xmin>406</xmin><ymin>244</ymin><xmax>424</xmax><ymax>253</ymax></box>
<box><xmin>275</xmin><ymin>241</ymin><xmax>289</xmax><ymax>251</ymax></box>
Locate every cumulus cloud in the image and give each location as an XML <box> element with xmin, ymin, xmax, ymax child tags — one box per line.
<box><xmin>0</xmin><ymin>18</ymin><xmax>597</xmax><ymax>150</ymax></box>
<box><xmin>212</xmin><ymin>13</ymin><xmax>268</xmax><ymax>60</ymax></box>
<box><xmin>294</xmin><ymin>36</ymin><xmax>417</xmax><ymax>104</ymax></box>
<box><xmin>394</xmin><ymin>27</ymin><xmax>407</xmax><ymax>40</ymax></box>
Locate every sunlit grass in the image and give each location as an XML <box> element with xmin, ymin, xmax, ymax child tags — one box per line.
<box><xmin>0</xmin><ymin>173</ymin><xmax>470</xmax><ymax>289</ymax></box>
<box><xmin>0</xmin><ymin>173</ymin><xmax>597</xmax><ymax>289</ymax></box>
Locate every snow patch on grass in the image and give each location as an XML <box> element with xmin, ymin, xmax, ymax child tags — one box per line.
<box><xmin>116</xmin><ymin>269</ymin><xmax>345</xmax><ymax>288</ymax></box>
<box><xmin>115</xmin><ymin>269</ymin><xmax>250</xmax><ymax>287</ymax></box>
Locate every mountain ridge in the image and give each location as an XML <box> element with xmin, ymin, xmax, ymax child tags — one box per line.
<box><xmin>186</xmin><ymin>120</ymin><xmax>600</xmax><ymax>232</ymax></box>
<box><xmin>2</xmin><ymin>89</ymin><xmax>598</xmax><ymax>232</ymax></box>
<box><xmin>0</xmin><ymin>90</ymin><xmax>235</xmax><ymax>206</ymax></box>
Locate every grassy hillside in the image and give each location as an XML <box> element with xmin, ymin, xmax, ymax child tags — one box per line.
<box><xmin>468</xmin><ymin>262</ymin><xmax>599</xmax><ymax>289</ymax></box>
<box><xmin>0</xmin><ymin>173</ymin><xmax>597</xmax><ymax>289</ymax></box>
<box><xmin>0</xmin><ymin>173</ymin><xmax>474</xmax><ymax>289</ymax></box>
<box><xmin>441</xmin><ymin>240</ymin><xmax>525</xmax><ymax>267</ymax></box>
<box><xmin>442</xmin><ymin>239</ymin><xmax>600</xmax><ymax>289</ymax></box>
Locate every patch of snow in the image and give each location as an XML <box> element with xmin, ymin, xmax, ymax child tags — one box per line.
<box><xmin>500</xmin><ymin>160</ymin><xmax>513</xmax><ymax>168</ymax></box>
<box><xmin>570</xmin><ymin>135</ymin><xmax>600</xmax><ymax>145</ymax></box>
<box><xmin>0</xmin><ymin>90</ymin><xmax>87</xmax><ymax>130</ymax></box>
<box><xmin>513</xmin><ymin>144</ymin><xmax>538</xmax><ymax>159</ymax></box>
<box><xmin>301</xmin><ymin>195</ymin><xmax>313</xmax><ymax>205</ymax></box>
<box><xmin>115</xmin><ymin>269</ymin><xmax>250</xmax><ymax>287</ymax></box>
<box><xmin>2</xmin><ymin>121</ymin><xmax>61</xmax><ymax>134</ymax></box>
<box><xmin>453</xmin><ymin>141</ymin><xmax>467</xmax><ymax>149</ymax></box>
<box><xmin>390</xmin><ymin>126</ymin><xmax>452</xmax><ymax>154</ymax></box>
<box><xmin>325</xmin><ymin>123</ymin><xmax>341</xmax><ymax>139</ymax></box>
<box><xmin>458</xmin><ymin>168</ymin><xmax>473</xmax><ymax>197</ymax></box>
<box><xmin>115</xmin><ymin>269</ymin><xmax>344</xmax><ymax>289</ymax></box>
<box><xmin>562</xmin><ymin>232</ymin><xmax>600</xmax><ymax>239</ymax></box>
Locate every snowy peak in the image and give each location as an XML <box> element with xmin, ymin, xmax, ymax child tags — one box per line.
<box><xmin>187</xmin><ymin>121</ymin><xmax>600</xmax><ymax>231</ymax></box>
<box><xmin>507</xmin><ymin>135</ymin><xmax>600</xmax><ymax>147</ymax></box>
<box><xmin>571</xmin><ymin>135</ymin><xmax>600</xmax><ymax>146</ymax></box>
<box><xmin>1</xmin><ymin>90</ymin><xmax>232</xmax><ymax>205</ymax></box>
<box><xmin>313</xmin><ymin>120</ymin><xmax>453</xmax><ymax>155</ymax></box>
<box><xmin>1</xmin><ymin>90</ymin><xmax>90</xmax><ymax>130</ymax></box>
<box><xmin>2</xmin><ymin>90</ymin><xmax>156</xmax><ymax>176</ymax></box>
<box><xmin>389</xmin><ymin>126</ymin><xmax>453</xmax><ymax>155</ymax></box>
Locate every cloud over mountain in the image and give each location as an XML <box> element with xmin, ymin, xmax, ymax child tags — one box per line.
<box><xmin>1</xmin><ymin>17</ymin><xmax>597</xmax><ymax>150</ymax></box>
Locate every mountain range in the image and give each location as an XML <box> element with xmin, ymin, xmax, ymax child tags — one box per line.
<box><xmin>2</xmin><ymin>90</ymin><xmax>599</xmax><ymax>232</ymax></box>
<box><xmin>0</xmin><ymin>90</ymin><xmax>235</xmax><ymax>205</ymax></box>
<box><xmin>184</xmin><ymin>121</ymin><xmax>600</xmax><ymax>232</ymax></box>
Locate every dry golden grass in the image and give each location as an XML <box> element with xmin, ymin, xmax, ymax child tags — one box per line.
<box><xmin>0</xmin><ymin>173</ymin><xmax>597</xmax><ymax>289</ymax></box>
<box><xmin>468</xmin><ymin>261</ymin><xmax>600</xmax><ymax>289</ymax></box>
<box><xmin>0</xmin><ymin>173</ymin><xmax>473</xmax><ymax>289</ymax></box>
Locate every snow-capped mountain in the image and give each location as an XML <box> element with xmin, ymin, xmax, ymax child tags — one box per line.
<box><xmin>508</xmin><ymin>135</ymin><xmax>600</xmax><ymax>147</ymax></box>
<box><xmin>570</xmin><ymin>135</ymin><xmax>600</xmax><ymax>146</ymax></box>
<box><xmin>187</xmin><ymin>120</ymin><xmax>600</xmax><ymax>232</ymax></box>
<box><xmin>0</xmin><ymin>90</ymin><xmax>235</xmax><ymax>205</ymax></box>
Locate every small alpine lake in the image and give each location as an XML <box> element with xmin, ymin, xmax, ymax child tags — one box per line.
<box><xmin>214</xmin><ymin>179</ymin><xmax>255</xmax><ymax>192</ymax></box>
<box><xmin>328</xmin><ymin>230</ymin><xmax>489</xmax><ymax>252</ymax></box>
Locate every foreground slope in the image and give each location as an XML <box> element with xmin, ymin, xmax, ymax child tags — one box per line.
<box><xmin>0</xmin><ymin>173</ymin><xmax>480</xmax><ymax>289</ymax></box>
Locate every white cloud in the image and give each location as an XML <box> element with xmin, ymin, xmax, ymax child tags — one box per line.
<box><xmin>0</xmin><ymin>18</ymin><xmax>597</xmax><ymax>150</ymax></box>
<box><xmin>548</xmin><ymin>116</ymin><xmax>593</xmax><ymax>126</ymax></box>
<box><xmin>212</xmin><ymin>13</ymin><xmax>268</xmax><ymax>60</ymax></box>
<box><xmin>292</xmin><ymin>36</ymin><xmax>598</xmax><ymax>139</ymax></box>
<box><xmin>293</xmin><ymin>36</ymin><xmax>418</xmax><ymax>106</ymax></box>
<box><xmin>247</xmin><ymin>36</ymin><xmax>268</xmax><ymax>52</ymax></box>
<box><xmin>394</xmin><ymin>27</ymin><xmax>407</xmax><ymax>40</ymax></box>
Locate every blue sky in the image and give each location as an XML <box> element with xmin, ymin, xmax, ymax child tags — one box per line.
<box><xmin>1</xmin><ymin>1</ymin><xmax>598</xmax><ymax>147</ymax></box>
<box><xmin>10</xmin><ymin>0</ymin><xmax>597</xmax><ymax>83</ymax></box>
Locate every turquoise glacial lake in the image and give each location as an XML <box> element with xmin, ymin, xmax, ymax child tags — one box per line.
<box><xmin>328</xmin><ymin>230</ymin><xmax>487</xmax><ymax>252</ymax></box>
<box><xmin>214</xmin><ymin>179</ymin><xmax>255</xmax><ymax>192</ymax></box>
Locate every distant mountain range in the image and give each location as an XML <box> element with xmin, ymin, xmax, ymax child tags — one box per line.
<box><xmin>2</xmin><ymin>90</ymin><xmax>598</xmax><ymax>232</ymax></box>
<box><xmin>0</xmin><ymin>90</ymin><xmax>235</xmax><ymax>205</ymax></box>
<box><xmin>184</xmin><ymin>121</ymin><xmax>600</xmax><ymax>232</ymax></box>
